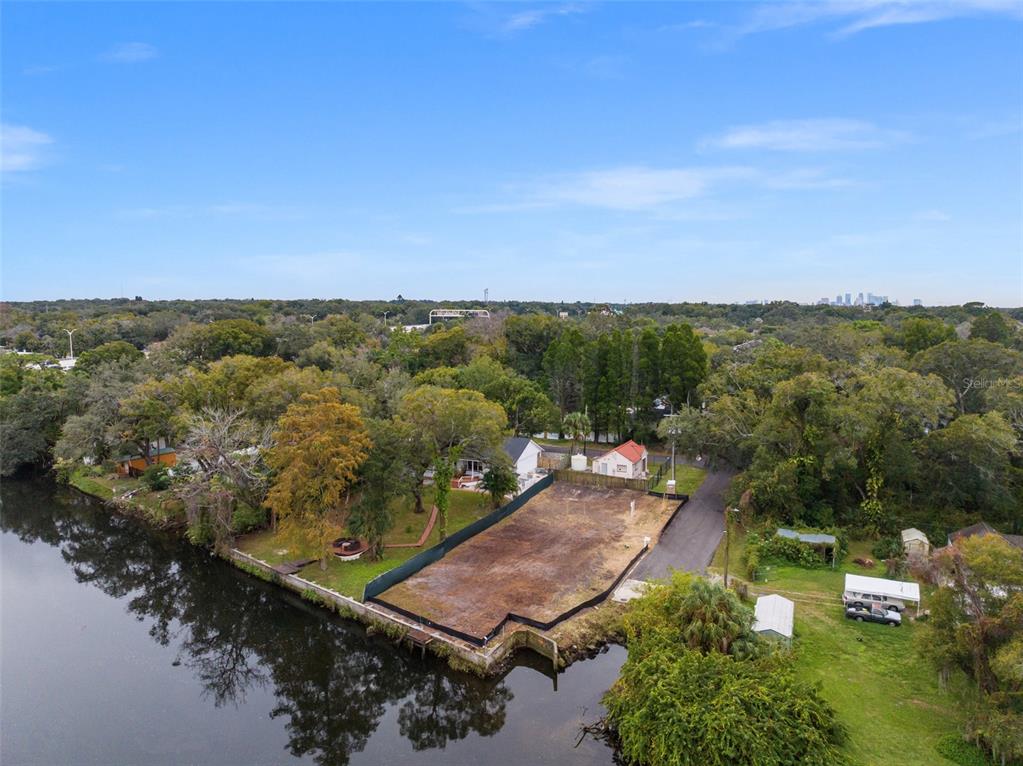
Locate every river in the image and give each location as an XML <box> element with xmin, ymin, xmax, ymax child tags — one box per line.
<box><xmin>0</xmin><ymin>480</ymin><xmax>622</xmax><ymax>766</ymax></box>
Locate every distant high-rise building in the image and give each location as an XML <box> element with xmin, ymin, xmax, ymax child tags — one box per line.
<box><xmin>854</xmin><ymin>292</ymin><xmax>864</xmax><ymax>306</ymax></box>
<box><xmin>835</xmin><ymin>294</ymin><xmax>842</xmax><ymax>305</ymax></box>
<box><xmin>913</xmin><ymin>298</ymin><xmax>923</xmax><ymax>306</ymax></box>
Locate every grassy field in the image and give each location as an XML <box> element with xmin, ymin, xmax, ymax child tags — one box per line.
<box><xmin>710</xmin><ymin>531</ymin><xmax>969</xmax><ymax>766</ymax></box>
<box><xmin>648</xmin><ymin>464</ymin><xmax>706</xmax><ymax>495</ymax></box>
<box><xmin>236</xmin><ymin>487</ymin><xmax>492</xmax><ymax>598</ymax></box>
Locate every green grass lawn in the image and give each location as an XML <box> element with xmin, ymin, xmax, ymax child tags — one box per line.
<box><xmin>235</xmin><ymin>487</ymin><xmax>492</xmax><ymax>598</ymax></box>
<box><xmin>648</xmin><ymin>464</ymin><xmax>707</xmax><ymax>495</ymax></box>
<box><xmin>708</xmin><ymin>531</ymin><xmax>968</xmax><ymax>766</ymax></box>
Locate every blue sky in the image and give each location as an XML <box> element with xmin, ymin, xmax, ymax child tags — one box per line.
<box><xmin>2</xmin><ymin>2</ymin><xmax>1022</xmax><ymax>305</ymax></box>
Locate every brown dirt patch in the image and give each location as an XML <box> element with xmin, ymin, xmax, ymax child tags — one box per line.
<box><xmin>379</xmin><ymin>482</ymin><xmax>674</xmax><ymax>640</ymax></box>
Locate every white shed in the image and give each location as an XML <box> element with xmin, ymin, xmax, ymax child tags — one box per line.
<box><xmin>753</xmin><ymin>594</ymin><xmax>794</xmax><ymax>644</ymax></box>
<box><xmin>900</xmin><ymin>528</ymin><xmax>930</xmax><ymax>557</ymax></box>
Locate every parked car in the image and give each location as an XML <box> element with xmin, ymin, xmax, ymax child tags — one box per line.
<box><xmin>845</xmin><ymin>605</ymin><xmax>901</xmax><ymax>627</ymax></box>
<box><xmin>843</xmin><ymin>590</ymin><xmax>906</xmax><ymax>613</ymax></box>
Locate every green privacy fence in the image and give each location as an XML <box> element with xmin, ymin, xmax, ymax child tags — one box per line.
<box><xmin>362</xmin><ymin>474</ymin><xmax>554</xmax><ymax>602</ymax></box>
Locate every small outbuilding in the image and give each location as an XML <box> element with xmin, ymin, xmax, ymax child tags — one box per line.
<box><xmin>115</xmin><ymin>447</ymin><xmax>177</xmax><ymax>477</ymax></box>
<box><xmin>753</xmin><ymin>594</ymin><xmax>794</xmax><ymax>645</ymax></box>
<box><xmin>900</xmin><ymin>528</ymin><xmax>931</xmax><ymax>557</ymax></box>
<box><xmin>776</xmin><ymin>528</ymin><xmax>839</xmax><ymax>567</ymax></box>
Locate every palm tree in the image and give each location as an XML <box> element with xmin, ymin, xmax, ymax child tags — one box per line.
<box><xmin>676</xmin><ymin>580</ymin><xmax>756</xmax><ymax>657</ymax></box>
<box><xmin>562</xmin><ymin>411</ymin><xmax>592</xmax><ymax>456</ymax></box>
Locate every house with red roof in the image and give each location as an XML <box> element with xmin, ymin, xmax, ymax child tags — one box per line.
<box><xmin>591</xmin><ymin>440</ymin><xmax>648</xmax><ymax>480</ymax></box>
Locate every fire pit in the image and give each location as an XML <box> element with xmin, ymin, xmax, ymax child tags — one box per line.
<box><xmin>331</xmin><ymin>537</ymin><xmax>368</xmax><ymax>561</ymax></box>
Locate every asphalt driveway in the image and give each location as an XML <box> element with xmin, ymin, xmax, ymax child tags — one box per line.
<box><xmin>631</xmin><ymin>467</ymin><xmax>735</xmax><ymax>581</ymax></box>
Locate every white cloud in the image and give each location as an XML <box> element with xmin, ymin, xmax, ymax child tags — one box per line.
<box><xmin>116</xmin><ymin>202</ymin><xmax>302</xmax><ymax>219</ymax></box>
<box><xmin>915</xmin><ymin>209</ymin><xmax>951</xmax><ymax>221</ymax></box>
<box><xmin>703</xmin><ymin>118</ymin><xmax>907</xmax><ymax>152</ymax></box>
<box><xmin>737</xmin><ymin>1</ymin><xmax>1022</xmax><ymax>38</ymax></box>
<box><xmin>1</xmin><ymin>123</ymin><xmax>53</xmax><ymax>173</ymax></box>
<box><xmin>101</xmin><ymin>42</ymin><xmax>158</xmax><ymax>63</ymax></box>
<box><xmin>501</xmin><ymin>3</ymin><xmax>584</xmax><ymax>33</ymax></box>
<box><xmin>462</xmin><ymin>164</ymin><xmax>855</xmax><ymax>213</ymax></box>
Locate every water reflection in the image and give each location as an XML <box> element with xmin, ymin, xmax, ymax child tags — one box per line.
<box><xmin>1</xmin><ymin>481</ymin><xmax>523</xmax><ymax>765</ymax></box>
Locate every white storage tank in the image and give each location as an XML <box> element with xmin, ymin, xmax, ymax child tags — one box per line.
<box><xmin>571</xmin><ymin>454</ymin><xmax>588</xmax><ymax>471</ymax></box>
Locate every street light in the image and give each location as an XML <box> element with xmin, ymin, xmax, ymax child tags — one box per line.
<box><xmin>722</xmin><ymin>507</ymin><xmax>741</xmax><ymax>589</ymax></box>
<box><xmin>64</xmin><ymin>328</ymin><xmax>77</xmax><ymax>359</ymax></box>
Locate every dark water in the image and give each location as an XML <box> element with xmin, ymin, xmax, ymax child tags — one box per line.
<box><xmin>0</xmin><ymin>480</ymin><xmax>622</xmax><ymax>766</ymax></box>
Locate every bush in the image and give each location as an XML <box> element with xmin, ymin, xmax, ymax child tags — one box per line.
<box><xmin>935</xmin><ymin>734</ymin><xmax>992</xmax><ymax>766</ymax></box>
<box><xmin>141</xmin><ymin>464</ymin><xmax>171</xmax><ymax>491</ymax></box>
<box><xmin>605</xmin><ymin>641</ymin><xmax>845</xmax><ymax>766</ymax></box>
<box><xmin>745</xmin><ymin>526</ymin><xmax>847</xmax><ymax>572</ymax></box>
<box><xmin>231</xmin><ymin>502</ymin><xmax>267</xmax><ymax>534</ymax></box>
<box><xmin>872</xmin><ymin>536</ymin><xmax>903</xmax><ymax>561</ymax></box>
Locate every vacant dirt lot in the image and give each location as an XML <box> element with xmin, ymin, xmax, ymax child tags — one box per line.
<box><xmin>379</xmin><ymin>482</ymin><xmax>673</xmax><ymax>640</ymax></box>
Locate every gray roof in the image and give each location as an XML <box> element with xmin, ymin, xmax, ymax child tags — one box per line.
<box><xmin>753</xmin><ymin>594</ymin><xmax>794</xmax><ymax>639</ymax></box>
<box><xmin>503</xmin><ymin>437</ymin><xmax>537</xmax><ymax>463</ymax></box>
<box><xmin>776</xmin><ymin>528</ymin><xmax>837</xmax><ymax>545</ymax></box>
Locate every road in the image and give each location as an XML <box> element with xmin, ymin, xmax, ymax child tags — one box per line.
<box><xmin>630</xmin><ymin>467</ymin><xmax>736</xmax><ymax>581</ymax></box>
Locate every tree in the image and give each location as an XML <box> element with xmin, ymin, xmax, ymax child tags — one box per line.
<box><xmin>480</xmin><ymin>460</ymin><xmax>518</xmax><ymax>508</ymax></box>
<box><xmin>168</xmin><ymin>319</ymin><xmax>275</xmax><ymax>363</ymax></box>
<box><xmin>0</xmin><ymin>375</ymin><xmax>66</xmax><ymax>476</ymax></box>
<box><xmin>396</xmin><ymin>386</ymin><xmax>506</xmax><ymax>539</ymax></box>
<box><xmin>744</xmin><ymin>372</ymin><xmax>855</xmax><ymax>526</ymax></box>
<box><xmin>542</xmin><ymin>326</ymin><xmax>585</xmax><ymax>428</ymax></box>
<box><xmin>74</xmin><ymin>340</ymin><xmax>144</xmax><ymax>374</ymax></box>
<box><xmin>264</xmin><ymin>388</ymin><xmax>372</xmax><ymax>567</ymax></box>
<box><xmin>562</xmin><ymin>411</ymin><xmax>591</xmax><ymax>456</ymax></box>
<box><xmin>971</xmin><ymin>311</ymin><xmax>1014</xmax><ymax>345</ymax></box>
<box><xmin>917</xmin><ymin>412</ymin><xmax>1018</xmax><ymax>521</ymax></box>
<box><xmin>894</xmin><ymin>317</ymin><xmax>956</xmax><ymax>355</ymax></box>
<box><xmin>114</xmin><ymin>380</ymin><xmax>181</xmax><ymax>465</ymax></box>
<box><xmin>504</xmin><ymin>314</ymin><xmax>558</xmax><ymax>378</ymax></box>
<box><xmin>914</xmin><ymin>340</ymin><xmax>1022</xmax><ymax>414</ymax></box>
<box><xmin>605</xmin><ymin>573</ymin><xmax>844</xmax><ymax>766</ymax></box>
<box><xmin>420</xmin><ymin>325</ymin><xmax>470</xmax><ymax>369</ymax></box>
<box><xmin>660</xmin><ymin>323</ymin><xmax>707</xmax><ymax>409</ymax></box>
<box><xmin>636</xmin><ymin>326</ymin><xmax>661</xmax><ymax>406</ymax></box>
<box><xmin>177</xmin><ymin>408</ymin><xmax>271</xmax><ymax>511</ymax></box>
<box><xmin>55</xmin><ymin>360</ymin><xmax>146</xmax><ymax>464</ymax></box>
<box><xmin>656</xmin><ymin>408</ymin><xmax>706</xmax><ymax>478</ymax></box>
<box><xmin>918</xmin><ymin>535</ymin><xmax>1023</xmax><ymax>763</ymax></box>
<box><xmin>348</xmin><ymin>418</ymin><xmax>419</xmax><ymax>559</ymax></box>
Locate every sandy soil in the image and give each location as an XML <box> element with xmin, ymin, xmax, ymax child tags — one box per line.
<box><xmin>380</xmin><ymin>482</ymin><xmax>674</xmax><ymax>640</ymax></box>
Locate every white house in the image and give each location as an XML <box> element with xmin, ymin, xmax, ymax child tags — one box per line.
<box><xmin>753</xmin><ymin>594</ymin><xmax>794</xmax><ymax>645</ymax></box>
<box><xmin>503</xmin><ymin>437</ymin><xmax>543</xmax><ymax>482</ymax></box>
<box><xmin>455</xmin><ymin>437</ymin><xmax>544</xmax><ymax>489</ymax></box>
<box><xmin>591</xmin><ymin>440</ymin><xmax>648</xmax><ymax>480</ymax></box>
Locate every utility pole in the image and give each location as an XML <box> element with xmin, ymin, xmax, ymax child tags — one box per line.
<box><xmin>302</xmin><ymin>314</ymin><xmax>315</xmax><ymax>324</ymax></box>
<box><xmin>723</xmin><ymin>508</ymin><xmax>740</xmax><ymax>588</ymax></box>
<box><xmin>484</xmin><ymin>288</ymin><xmax>489</xmax><ymax>305</ymax></box>
<box><xmin>64</xmin><ymin>328</ymin><xmax>77</xmax><ymax>359</ymax></box>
